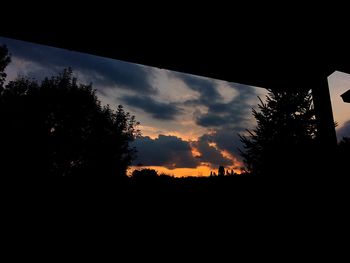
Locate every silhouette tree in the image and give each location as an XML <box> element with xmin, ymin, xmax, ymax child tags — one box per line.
<box><xmin>239</xmin><ymin>89</ymin><xmax>317</xmax><ymax>176</ymax></box>
<box><xmin>0</xmin><ymin>67</ymin><xmax>140</xmax><ymax>177</ymax></box>
<box><xmin>218</xmin><ymin>166</ymin><xmax>225</xmax><ymax>177</ymax></box>
<box><xmin>0</xmin><ymin>45</ymin><xmax>11</xmax><ymax>89</ymax></box>
<box><xmin>132</xmin><ymin>168</ymin><xmax>159</xmax><ymax>181</ymax></box>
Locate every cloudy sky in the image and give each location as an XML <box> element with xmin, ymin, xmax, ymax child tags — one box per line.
<box><xmin>1</xmin><ymin>36</ymin><xmax>349</xmax><ymax>177</ymax></box>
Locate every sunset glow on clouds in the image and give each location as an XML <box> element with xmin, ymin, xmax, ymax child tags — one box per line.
<box><xmin>1</xmin><ymin>36</ymin><xmax>349</xmax><ymax>177</ymax></box>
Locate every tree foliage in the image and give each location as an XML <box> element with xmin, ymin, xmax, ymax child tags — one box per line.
<box><xmin>0</xmin><ymin>67</ymin><xmax>140</xmax><ymax>177</ymax></box>
<box><xmin>218</xmin><ymin>166</ymin><xmax>225</xmax><ymax>177</ymax></box>
<box><xmin>132</xmin><ymin>168</ymin><xmax>159</xmax><ymax>180</ymax></box>
<box><xmin>239</xmin><ymin>89</ymin><xmax>317</xmax><ymax>176</ymax></box>
<box><xmin>0</xmin><ymin>45</ymin><xmax>11</xmax><ymax>88</ymax></box>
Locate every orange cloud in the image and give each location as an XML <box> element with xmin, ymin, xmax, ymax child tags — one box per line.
<box><xmin>132</xmin><ymin>130</ymin><xmax>245</xmax><ymax>177</ymax></box>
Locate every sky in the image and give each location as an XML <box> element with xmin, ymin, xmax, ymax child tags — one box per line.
<box><xmin>328</xmin><ymin>71</ymin><xmax>350</xmax><ymax>139</ymax></box>
<box><xmin>1</xmin><ymin>36</ymin><xmax>349</xmax><ymax>177</ymax></box>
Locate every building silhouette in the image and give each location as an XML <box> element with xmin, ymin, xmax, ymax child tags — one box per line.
<box><xmin>341</xmin><ymin>90</ymin><xmax>350</xmax><ymax>103</ymax></box>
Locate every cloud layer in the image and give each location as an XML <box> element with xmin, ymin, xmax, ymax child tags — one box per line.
<box><xmin>132</xmin><ymin>135</ymin><xmax>200</xmax><ymax>169</ymax></box>
<box><xmin>1</xmin><ymin>36</ymin><xmax>267</xmax><ymax>172</ymax></box>
<box><xmin>192</xmin><ymin>134</ymin><xmax>232</xmax><ymax>167</ymax></box>
<box><xmin>121</xmin><ymin>95</ymin><xmax>182</xmax><ymax>120</ymax></box>
<box><xmin>1</xmin><ymin>37</ymin><xmax>154</xmax><ymax>93</ymax></box>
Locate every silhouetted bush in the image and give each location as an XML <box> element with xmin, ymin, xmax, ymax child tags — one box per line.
<box><xmin>0</xmin><ymin>65</ymin><xmax>140</xmax><ymax>177</ymax></box>
<box><xmin>132</xmin><ymin>168</ymin><xmax>159</xmax><ymax>181</ymax></box>
<box><xmin>218</xmin><ymin>166</ymin><xmax>225</xmax><ymax>177</ymax></box>
<box><xmin>0</xmin><ymin>45</ymin><xmax>10</xmax><ymax>88</ymax></box>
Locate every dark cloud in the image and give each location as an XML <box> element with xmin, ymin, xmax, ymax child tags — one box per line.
<box><xmin>195</xmin><ymin>99</ymin><xmax>254</xmax><ymax>128</ymax></box>
<box><xmin>0</xmin><ymin>37</ymin><xmax>154</xmax><ymax>93</ymax></box>
<box><xmin>194</xmin><ymin>84</ymin><xmax>258</xmax><ymax>161</ymax></box>
<box><xmin>171</xmin><ymin>71</ymin><xmax>259</xmax><ymax>129</ymax></box>
<box><xmin>121</xmin><ymin>95</ymin><xmax>182</xmax><ymax>120</ymax></box>
<box><xmin>132</xmin><ymin>135</ymin><xmax>200</xmax><ymax>169</ymax></box>
<box><xmin>170</xmin><ymin>72</ymin><xmax>262</xmax><ymax>163</ymax></box>
<box><xmin>192</xmin><ymin>100</ymin><xmax>252</xmax><ymax>129</ymax></box>
<box><xmin>337</xmin><ymin>120</ymin><xmax>350</xmax><ymax>139</ymax></box>
<box><xmin>208</xmin><ymin>103</ymin><xmax>231</xmax><ymax>113</ymax></box>
<box><xmin>170</xmin><ymin>72</ymin><xmax>221</xmax><ymax>103</ymax></box>
<box><xmin>191</xmin><ymin>127</ymin><xmax>245</xmax><ymax>165</ymax></box>
<box><xmin>211</xmin><ymin>127</ymin><xmax>245</xmax><ymax>160</ymax></box>
<box><xmin>232</xmin><ymin>82</ymin><xmax>258</xmax><ymax>101</ymax></box>
<box><xmin>192</xmin><ymin>134</ymin><xmax>232</xmax><ymax>168</ymax></box>
<box><xmin>0</xmin><ymin>36</ymin><xmax>265</xmax><ymax>169</ymax></box>
<box><xmin>196</xmin><ymin>114</ymin><xmax>227</xmax><ymax>127</ymax></box>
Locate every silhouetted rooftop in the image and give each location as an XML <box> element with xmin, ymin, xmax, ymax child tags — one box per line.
<box><xmin>341</xmin><ymin>90</ymin><xmax>350</xmax><ymax>103</ymax></box>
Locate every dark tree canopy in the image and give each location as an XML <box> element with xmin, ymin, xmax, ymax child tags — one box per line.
<box><xmin>239</xmin><ymin>89</ymin><xmax>318</xmax><ymax>176</ymax></box>
<box><xmin>0</xmin><ymin>67</ymin><xmax>140</xmax><ymax>177</ymax></box>
<box><xmin>132</xmin><ymin>168</ymin><xmax>159</xmax><ymax>180</ymax></box>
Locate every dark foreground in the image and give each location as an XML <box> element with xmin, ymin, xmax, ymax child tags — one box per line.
<box><xmin>3</xmin><ymin>173</ymin><xmax>348</xmax><ymax>262</ymax></box>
